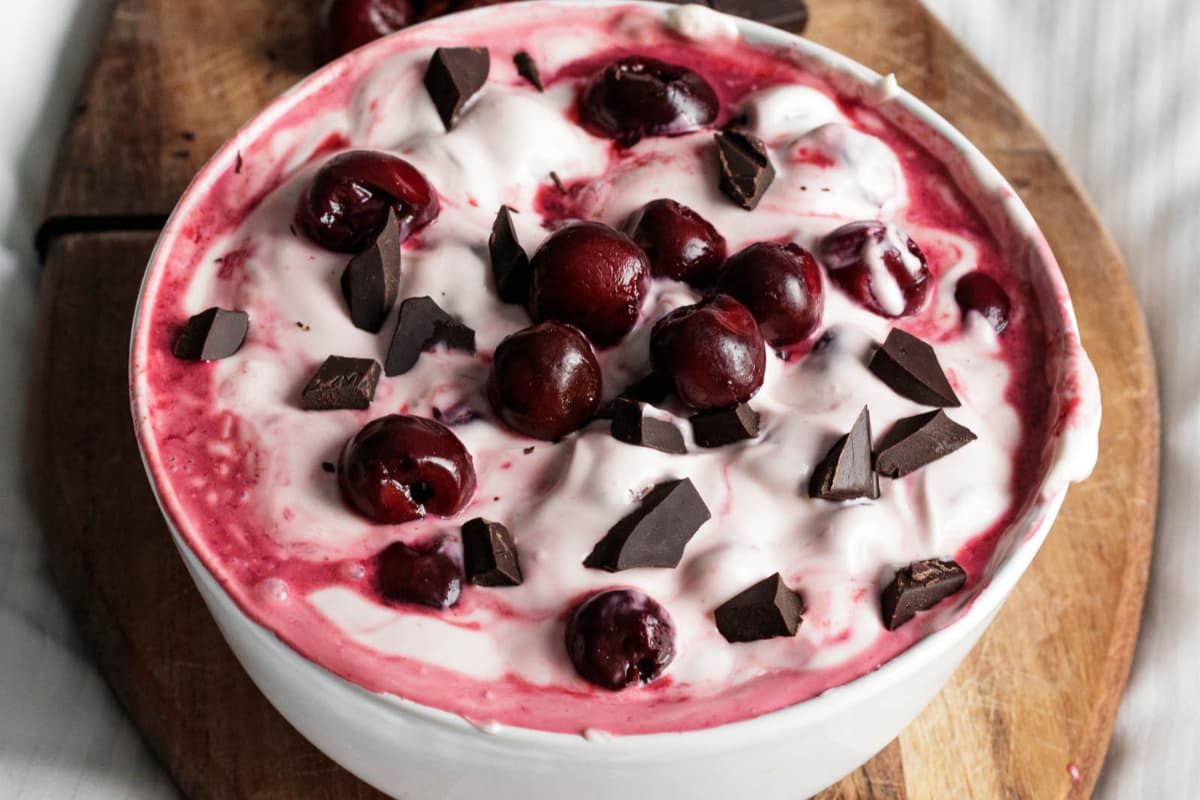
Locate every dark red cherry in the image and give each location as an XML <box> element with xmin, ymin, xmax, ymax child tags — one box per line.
<box><xmin>717</xmin><ymin>242</ymin><xmax>824</xmax><ymax>346</ymax></box>
<box><xmin>296</xmin><ymin>150</ymin><xmax>440</xmax><ymax>253</ymax></box>
<box><xmin>954</xmin><ymin>272</ymin><xmax>1011</xmax><ymax>333</ymax></box>
<box><xmin>527</xmin><ymin>221</ymin><xmax>650</xmax><ymax>347</ymax></box>
<box><xmin>650</xmin><ymin>294</ymin><xmax>766</xmax><ymax>410</ymax></box>
<box><xmin>376</xmin><ymin>536</ymin><xmax>462</xmax><ymax>609</ymax></box>
<box><xmin>818</xmin><ymin>221</ymin><xmax>931</xmax><ymax>318</ymax></box>
<box><xmin>625</xmin><ymin>198</ymin><xmax>727</xmax><ymax>287</ymax></box>
<box><xmin>339</xmin><ymin>415</ymin><xmax>476</xmax><ymax>524</ymax></box>
<box><xmin>488</xmin><ymin>321</ymin><xmax>603</xmax><ymax>441</ymax></box>
<box><xmin>316</xmin><ymin>0</ymin><xmax>416</xmax><ymax>64</ymax></box>
<box><xmin>565</xmin><ymin>588</ymin><xmax>676</xmax><ymax>690</ymax></box>
<box><xmin>580</xmin><ymin>57</ymin><xmax>719</xmax><ymax>146</ymax></box>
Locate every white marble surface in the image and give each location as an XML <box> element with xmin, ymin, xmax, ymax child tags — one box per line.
<box><xmin>0</xmin><ymin>0</ymin><xmax>1194</xmax><ymax>796</ymax></box>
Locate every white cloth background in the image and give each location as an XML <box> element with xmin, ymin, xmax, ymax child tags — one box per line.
<box><xmin>0</xmin><ymin>1</ymin><xmax>1194</xmax><ymax>797</ymax></box>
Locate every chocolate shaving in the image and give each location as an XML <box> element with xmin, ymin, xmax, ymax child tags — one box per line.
<box><xmin>489</xmin><ymin>206</ymin><xmax>531</xmax><ymax>304</ymax></box>
<box><xmin>707</xmin><ymin>0</ymin><xmax>809</xmax><ymax>32</ymax></box>
<box><xmin>173</xmin><ymin>307</ymin><xmax>249</xmax><ymax>361</ymax></box>
<box><xmin>868</xmin><ymin>328</ymin><xmax>960</xmax><ymax>407</ymax></box>
<box><xmin>424</xmin><ymin>47</ymin><xmax>490</xmax><ymax>130</ymax></box>
<box><xmin>880</xmin><ymin>558</ymin><xmax>967</xmax><ymax>630</ymax></box>
<box><xmin>609</xmin><ymin>399</ymin><xmax>687</xmax><ymax>454</ymax></box>
<box><xmin>341</xmin><ymin>208</ymin><xmax>402</xmax><ymax>333</ymax></box>
<box><xmin>808</xmin><ymin>406</ymin><xmax>879</xmax><ymax>501</ymax></box>
<box><xmin>690</xmin><ymin>403</ymin><xmax>760</xmax><ymax>448</ymax></box>
<box><xmin>715</xmin><ymin>573</ymin><xmax>804</xmax><ymax>643</ymax></box>
<box><xmin>513</xmin><ymin>51</ymin><xmax>543</xmax><ymax>91</ymax></box>
<box><xmin>584</xmin><ymin>478</ymin><xmax>710</xmax><ymax>571</ymax></box>
<box><xmin>462</xmin><ymin>518</ymin><xmax>523</xmax><ymax>587</ymax></box>
<box><xmin>300</xmin><ymin>356</ymin><xmax>381</xmax><ymax>411</ymax></box>
<box><xmin>875</xmin><ymin>410</ymin><xmax>976</xmax><ymax>478</ymax></box>
<box><xmin>715</xmin><ymin>129</ymin><xmax>775</xmax><ymax>209</ymax></box>
<box><xmin>385</xmin><ymin>296</ymin><xmax>476</xmax><ymax>376</ymax></box>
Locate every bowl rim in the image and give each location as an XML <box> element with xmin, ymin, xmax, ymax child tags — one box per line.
<box><xmin>129</xmin><ymin>0</ymin><xmax>1100</xmax><ymax>750</ymax></box>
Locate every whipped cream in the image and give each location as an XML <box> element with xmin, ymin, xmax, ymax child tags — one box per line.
<box><xmin>132</xmin><ymin>5</ymin><xmax>1070</xmax><ymax>735</ymax></box>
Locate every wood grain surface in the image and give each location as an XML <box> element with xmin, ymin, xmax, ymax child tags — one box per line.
<box><xmin>29</xmin><ymin>0</ymin><xmax>1158</xmax><ymax>798</ymax></box>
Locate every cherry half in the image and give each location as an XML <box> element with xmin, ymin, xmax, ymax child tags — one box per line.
<box><xmin>296</xmin><ymin>150</ymin><xmax>440</xmax><ymax>253</ymax></box>
<box><xmin>316</xmin><ymin>0</ymin><xmax>415</xmax><ymax>64</ymax></box>
<box><xmin>376</xmin><ymin>536</ymin><xmax>463</xmax><ymax>609</ymax></box>
<box><xmin>565</xmin><ymin>588</ymin><xmax>676</xmax><ymax>690</ymax></box>
<box><xmin>339</xmin><ymin>415</ymin><xmax>477</xmax><ymax>524</ymax></box>
<box><xmin>954</xmin><ymin>272</ymin><xmax>1011</xmax><ymax>333</ymax></box>
<box><xmin>527</xmin><ymin>221</ymin><xmax>651</xmax><ymax>348</ymax></box>
<box><xmin>650</xmin><ymin>294</ymin><xmax>766</xmax><ymax>410</ymax></box>
<box><xmin>580</xmin><ymin>57</ymin><xmax>719</xmax><ymax>146</ymax></box>
<box><xmin>717</xmin><ymin>242</ymin><xmax>824</xmax><ymax>346</ymax></box>
<box><xmin>818</xmin><ymin>220</ymin><xmax>931</xmax><ymax>318</ymax></box>
<box><xmin>488</xmin><ymin>321</ymin><xmax>603</xmax><ymax>441</ymax></box>
<box><xmin>626</xmin><ymin>198</ymin><xmax>727</xmax><ymax>288</ymax></box>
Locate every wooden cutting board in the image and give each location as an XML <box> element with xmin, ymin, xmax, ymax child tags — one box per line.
<box><xmin>27</xmin><ymin>0</ymin><xmax>1159</xmax><ymax>798</ymax></box>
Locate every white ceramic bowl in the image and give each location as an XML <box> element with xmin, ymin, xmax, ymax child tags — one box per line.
<box><xmin>131</xmin><ymin>3</ymin><xmax>1101</xmax><ymax>798</ymax></box>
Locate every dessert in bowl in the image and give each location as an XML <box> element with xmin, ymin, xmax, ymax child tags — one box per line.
<box><xmin>129</xmin><ymin>2</ymin><xmax>1101</xmax><ymax>797</ymax></box>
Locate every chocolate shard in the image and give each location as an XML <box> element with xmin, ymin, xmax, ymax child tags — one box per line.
<box><xmin>584</xmin><ymin>478</ymin><xmax>710</xmax><ymax>571</ymax></box>
<box><xmin>385</xmin><ymin>296</ymin><xmax>476</xmax><ymax>376</ymax></box>
<box><xmin>715</xmin><ymin>129</ymin><xmax>775</xmax><ymax>210</ymax></box>
<box><xmin>341</xmin><ymin>209</ymin><xmax>402</xmax><ymax>333</ymax></box>
<box><xmin>808</xmin><ymin>406</ymin><xmax>879</xmax><ymax>501</ymax></box>
<box><xmin>869</xmin><ymin>328</ymin><xmax>960</xmax><ymax>407</ymax></box>
<box><xmin>880</xmin><ymin>558</ymin><xmax>967</xmax><ymax>630</ymax></box>
<box><xmin>513</xmin><ymin>51</ymin><xmax>543</xmax><ymax>91</ymax></box>
<box><xmin>173</xmin><ymin>307</ymin><xmax>249</xmax><ymax>361</ymax></box>
<box><xmin>707</xmin><ymin>0</ymin><xmax>809</xmax><ymax>32</ymax></box>
<box><xmin>301</xmin><ymin>356</ymin><xmax>382</xmax><ymax>411</ymax></box>
<box><xmin>462</xmin><ymin>518</ymin><xmax>523</xmax><ymax>587</ymax></box>
<box><xmin>690</xmin><ymin>403</ymin><xmax>760</xmax><ymax>448</ymax></box>
<box><xmin>715</xmin><ymin>573</ymin><xmax>804</xmax><ymax>643</ymax></box>
<box><xmin>875</xmin><ymin>410</ymin><xmax>977</xmax><ymax>478</ymax></box>
<box><xmin>610</xmin><ymin>399</ymin><xmax>687</xmax><ymax>454</ymax></box>
<box><xmin>424</xmin><ymin>47</ymin><xmax>490</xmax><ymax>130</ymax></box>
<box><xmin>489</xmin><ymin>206</ymin><xmax>531</xmax><ymax>304</ymax></box>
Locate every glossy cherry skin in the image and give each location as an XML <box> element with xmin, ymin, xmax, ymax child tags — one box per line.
<box><xmin>716</xmin><ymin>242</ymin><xmax>824</xmax><ymax>346</ymax></box>
<box><xmin>650</xmin><ymin>294</ymin><xmax>766</xmax><ymax>410</ymax></box>
<box><xmin>954</xmin><ymin>272</ymin><xmax>1011</xmax><ymax>333</ymax></box>
<box><xmin>527</xmin><ymin>221</ymin><xmax>651</xmax><ymax>347</ymax></box>
<box><xmin>488</xmin><ymin>321</ymin><xmax>603</xmax><ymax>441</ymax></box>
<box><xmin>580</xmin><ymin>57</ymin><xmax>719</xmax><ymax>146</ymax></box>
<box><xmin>316</xmin><ymin>0</ymin><xmax>415</xmax><ymax>64</ymax></box>
<box><xmin>625</xmin><ymin>198</ymin><xmax>727</xmax><ymax>287</ymax></box>
<box><xmin>565</xmin><ymin>588</ymin><xmax>676</xmax><ymax>690</ymax></box>
<box><xmin>296</xmin><ymin>150</ymin><xmax>440</xmax><ymax>253</ymax></box>
<box><xmin>376</xmin><ymin>536</ymin><xmax>462</xmax><ymax>609</ymax></box>
<box><xmin>818</xmin><ymin>221</ymin><xmax>931</xmax><ymax>318</ymax></box>
<box><xmin>339</xmin><ymin>415</ymin><xmax>476</xmax><ymax>524</ymax></box>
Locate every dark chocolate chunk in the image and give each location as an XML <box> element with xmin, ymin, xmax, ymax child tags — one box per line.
<box><xmin>622</xmin><ymin>371</ymin><xmax>673</xmax><ymax>406</ymax></box>
<box><xmin>869</xmin><ymin>328</ymin><xmax>960</xmax><ymax>407</ymax></box>
<box><xmin>462</xmin><ymin>518</ymin><xmax>523</xmax><ymax>587</ymax></box>
<box><xmin>609</xmin><ymin>399</ymin><xmax>687</xmax><ymax>454</ymax></box>
<box><xmin>173</xmin><ymin>307</ymin><xmax>249</xmax><ymax>361</ymax></box>
<box><xmin>875</xmin><ymin>410</ymin><xmax>977</xmax><ymax>478</ymax></box>
<box><xmin>690</xmin><ymin>403</ymin><xmax>760</xmax><ymax>448</ymax></box>
<box><xmin>880</xmin><ymin>558</ymin><xmax>967</xmax><ymax>630</ymax></box>
<box><xmin>424</xmin><ymin>47</ymin><xmax>490</xmax><ymax>130</ymax></box>
<box><xmin>715</xmin><ymin>129</ymin><xmax>775</xmax><ymax>210</ymax></box>
<box><xmin>808</xmin><ymin>406</ymin><xmax>879</xmax><ymax>501</ymax></box>
<box><xmin>385</xmin><ymin>296</ymin><xmax>476</xmax><ymax>376</ymax></box>
<box><xmin>489</xmin><ymin>206</ymin><xmax>531</xmax><ymax>304</ymax></box>
<box><xmin>341</xmin><ymin>209</ymin><xmax>402</xmax><ymax>333</ymax></box>
<box><xmin>715</xmin><ymin>573</ymin><xmax>804</xmax><ymax>643</ymax></box>
<box><xmin>301</xmin><ymin>356</ymin><xmax>382</xmax><ymax>411</ymax></box>
<box><xmin>321</xmin><ymin>461</ymin><xmax>336</xmax><ymax>473</ymax></box>
<box><xmin>513</xmin><ymin>51</ymin><xmax>543</xmax><ymax>91</ymax></box>
<box><xmin>584</xmin><ymin>478</ymin><xmax>710</xmax><ymax>571</ymax></box>
<box><xmin>707</xmin><ymin>0</ymin><xmax>809</xmax><ymax>32</ymax></box>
